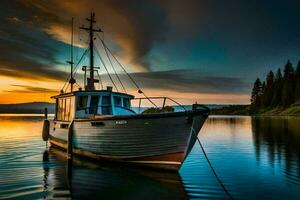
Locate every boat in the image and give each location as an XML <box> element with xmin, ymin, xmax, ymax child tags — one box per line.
<box><xmin>42</xmin><ymin>13</ymin><xmax>209</xmax><ymax>170</ymax></box>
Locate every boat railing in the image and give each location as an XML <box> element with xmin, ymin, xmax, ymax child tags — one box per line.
<box><xmin>79</xmin><ymin>104</ymin><xmax>136</xmax><ymax>116</ymax></box>
<box><xmin>132</xmin><ymin>97</ymin><xmax>187</xmax><ymax>114</ymax></box>
<box><xmin>77</xmin><ymin>97</ymin><xmax>209</xmax><ymax>116</ymax></box>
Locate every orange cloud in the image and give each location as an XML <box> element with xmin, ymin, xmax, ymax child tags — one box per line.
<box><xmin>0</xmin><ymin>92</ymin><xmax>55</xmax><ymax>104</ymax></box>
<box><xmin>44</xmin><ymin>23</ymin><xmax>85</xmax><ymax>48</ymax></box>
<box><xmin>0</xmin><ymin>76</ymin><xmax>61</xmax><ymax>104</ymax></box>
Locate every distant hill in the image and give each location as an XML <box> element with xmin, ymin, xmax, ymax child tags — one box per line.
<box><xmin>0</xmin><ymin>102</ymin><xmax>55</xmax><ymax>114</ymax></box>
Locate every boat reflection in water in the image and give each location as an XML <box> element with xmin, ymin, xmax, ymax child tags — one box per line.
<box><xmin>42</xmin><ymin>148</ymin><xmax>187</xmax><ymax>199</ymax></box>
<box><xmin>252</xmin><ymin>117</ymin><xmax>300</xmax><ymax>185</ymax></box>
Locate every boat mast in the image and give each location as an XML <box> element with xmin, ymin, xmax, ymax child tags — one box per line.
<box><xmin>68</xmin><ymin>17</ymin><xmax>76</xmax><ymax>92</ymax></box>
<box><xmin>80</xmin><ymin>12</ymin><xmax>102</xmax><ymax>90</ymax></box>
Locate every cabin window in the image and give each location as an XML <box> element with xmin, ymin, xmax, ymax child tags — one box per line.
<box><xmin>65</xmin><ymin>98</ymin><xmax>71</xmax><ymax>121</ymax></box>
<box><xmin>101</xmin><ymin>95</ymin><xmax>112</xmax><ymax>115</ymax></box>
<box><xmin>89</xmin><ymin>95</ymin><xmax>99</xmax><ymax>114</ymax></box>
<box><xmin>57</xmin><ymin>97</ymin><xmax>74</xmax><ymax>121</ymax></box>
<box><xmin>69</xmin><ymin>97</ymin><xmax>75</xmax><ymax>120</ymax></box>
<box><xmin>61</xmin><ymin>98</ymin><xmax>65</xmax><ymax>120</ymax></box>
<box><xmin>113</xmin><ymin>96</ymin><xmax>122</xmax><ymax>107</ymax></box>
<box><xmin>56</xmin><ymin>99</ymin><xmax>63</xmax><ymax>120</ymax></box>
<box><xmin>123</xmin><ymin>98</ymin><xmax>130</xmax><ymax>108</ymax></box>
<box><xmin>77</xmin><ymin>96</ymin><xmax>88</xmax><ymax>110</ymax></box>
<box><xmin>102</xmin><ymin>95</ymin><xmax>111</xmax><ymax>105</ymax></box>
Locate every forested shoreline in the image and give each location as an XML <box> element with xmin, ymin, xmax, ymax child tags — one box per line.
<box><xmin>250</xmin><ymin>60</ymin><xmax>300</xmax><ymax>115</ymax></box>
<box><xmin>212</xmin><ymin>60</ymin><xmax>300</xmax><ymax>116</ymax></box>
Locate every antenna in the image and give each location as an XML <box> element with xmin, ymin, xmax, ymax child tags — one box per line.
<box><xmin>68</xmin><ymin>17</ymin><xmax>76</xmax><ymax>92</ymax></box>
<box><xmin>80</xmin><ymin>12</ymin><xmax>102</xmax><ymax>90</ymax></box>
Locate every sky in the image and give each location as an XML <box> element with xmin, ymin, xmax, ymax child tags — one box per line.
<box><xmin>0</xmin><ymin>0</ymin><xmax>300</xmax><ymax>104</ymax></box>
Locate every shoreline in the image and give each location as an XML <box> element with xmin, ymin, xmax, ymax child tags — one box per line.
<box><xmin>211</xmin><ymin>103</ymin><xmax>300</xmax><ymax>117</ymax></box>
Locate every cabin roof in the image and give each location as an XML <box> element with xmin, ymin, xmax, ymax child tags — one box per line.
<box><xmin>51</xmin><ymin>90</ymin><xmax>135</xmax><ymax>99</ymax></box>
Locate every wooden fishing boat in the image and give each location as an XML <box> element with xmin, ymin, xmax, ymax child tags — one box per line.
<box><xmin>42</xmin><ymin>13</ymin><xmax>209</xmax><ymax>170</ymax></box>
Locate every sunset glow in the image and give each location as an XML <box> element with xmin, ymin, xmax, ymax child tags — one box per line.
<box><xmin>1</xmin><ymin>0</ymin><xmax>300</xmax><ymax>104</ymax></box>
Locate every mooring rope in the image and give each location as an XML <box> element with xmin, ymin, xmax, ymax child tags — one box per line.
<box><xmin>195</xmin><ymin>136</ymin><xmax>234</xmax><ymax>199</ymax></box>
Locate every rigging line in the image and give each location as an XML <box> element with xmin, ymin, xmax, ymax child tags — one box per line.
<box><xmin>195</xmin><ymin>135</ymin><xmax>234</xmax><ymax>200</ymax></box>
<box><xmin>100</xmin><ymin>39</ymin><xmax>127</xmax><ymax>93</ymax></box>
<box><xmin>94</xmin><ymin>46</ymin><xmax>119</xmax><ymax>92</ymax></box>
<box><xmin>73</xmin><ymin>48</ymin><xmax>89</xmax><ymax>75</ymax></box>
<box><xmin>66</xmin><ymin>81</ymin><xmax>81</xmax><ymax>91</ymax></box>
<box><xmin>97</xmin><ymin>35</ymin><xmax>157</xmax><ymax>107</ymax></box>
<box><xmin>61</xmin><ymin>48</ymin><xmax>89</xmax><ymax>91</ymax></box>
<box><xmin>65</xmin><ymin>82</ymin><xmax>70</xmax><ymax>92</ymax></box>
<box><xmin>96</xmin><ymin>70</ymin><xmax>104</xmax><ymax>90</ymax></box>
<box><xmin>98</xmin><ymin>36</ymin><xmax>140</xmax><ymax>90</ymax></box>
<box><xmin>61</xmin><ymin>76</ymin><xmax>70</xmax><ymax>92</ymax></box>
<box><xmin>75</xmin><ymin>82</ymin><xmax>81</xmax><ymax>88</ymax></box>
<box><xmin>96</xmin><ymin>33</ymin><xmax>123</xmax><ymax>92</ymax></box>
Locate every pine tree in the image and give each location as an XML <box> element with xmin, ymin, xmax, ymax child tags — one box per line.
<box><xmin>262</xmin><ymin>70</ymin><xmax>274</xmax><ymax>107</ymax></box>
<box><xmin>260</xmin><ymin>81</ymin><xmax>266</xmax><ymax>106</ymax></box>
<box><xmin>282</xmin><ymin>60</ymin><xmax>295</xmax><ymax>107</ymax></box>
<box><xmin>271</xmin><ymin>68</ymin><xmax>283</xmax><ymax>106</ymax></box>
<box><xmin>251</xmin><ymin>78</ymin><xmax>262</xmax><ymax>110</ymax></box>
<box><xmin>295</xmin><ymin>60</ymin><xmax>300</xmax><ymax>102</ymax></box>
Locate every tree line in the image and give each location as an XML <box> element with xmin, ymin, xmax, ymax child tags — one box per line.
<box><xmin>251</xmin><ymin>60</ymin><xmax>300</xmax><ymax>112</ymax></box>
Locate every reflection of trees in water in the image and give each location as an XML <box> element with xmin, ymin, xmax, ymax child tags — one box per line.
<box><xmin>252</xmin><ymin>117</ymin><xmax>300</xmax><ymax>184</ymax></box>
<box><xmin>42</xmin><ymin>148</ymin><xmax>187</xmax><ymax>199</ymax></box>
<box><xmin>206</xmin><ymin>117</ymin><xmax>250</xmax><ymax>138</ymax></box>
<box><xmin>207</xmin><ymin>117</ymin><xmax>249</xmax><ymax>128</ymax></box>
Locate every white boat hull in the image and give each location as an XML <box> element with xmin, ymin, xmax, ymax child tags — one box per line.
<box><xmin>49</xmin><ymin>111</ymin><xmax>208</xmax><ymax>170</ymax></box>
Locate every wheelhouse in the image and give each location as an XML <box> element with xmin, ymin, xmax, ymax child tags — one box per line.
<box><xmin>51</xmin><ymin>87</ymin><xmax>135</xmax><ymax>121</ymax></box>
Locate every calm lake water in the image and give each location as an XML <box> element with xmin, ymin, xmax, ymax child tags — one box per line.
<box><xmin>0</xmin><ymin>115</ymin><xmax>300</xmax><ymax>199</ymax></box>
